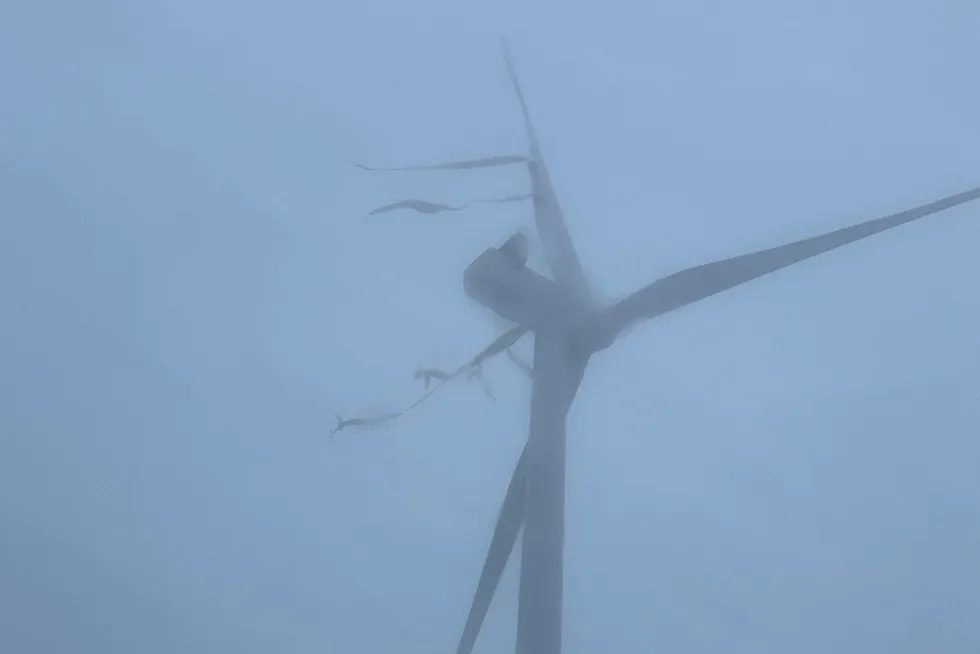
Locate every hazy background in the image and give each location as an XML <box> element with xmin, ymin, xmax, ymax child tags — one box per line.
<box><xmin>2</xmin><ymin>0</ymin><xmax>979</xmax><ymax>652</ymax></box>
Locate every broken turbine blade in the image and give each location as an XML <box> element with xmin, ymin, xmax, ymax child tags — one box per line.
<box><xmin>367</xmin><ymin>194</ymin><xmax>532</xmax><ymax>217</ymax></box>
<box><xmin>368</xmin><ymin>199</ymin><xmax>465</xmax><ymax>215</ymax></box>
<box><xmin>501</xmin><ymin>41</ymin><xmax>595</xmax><ymax>307</ymax></box>
<box><xmin>351</xmin><ymin>154</ymin><xmax>528</xmax><ymax>172</ymax></box>
<box><xmin>474</xmin><ymin>193</ymin><xmax>535</xmax><ymax>206</ymax></box>
<box><xmin>336</xmin><ymin>328</ymin><xmax>531</xmax><ymax>437</ymax></box>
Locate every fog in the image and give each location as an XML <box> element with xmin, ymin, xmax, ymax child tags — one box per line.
<box><xmin>1</xmin><ymin>1</ymin><xmax>978</xmax><ymax>652</ymax></box>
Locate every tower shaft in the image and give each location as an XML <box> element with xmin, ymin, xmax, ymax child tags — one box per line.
<box><xmin>517</xmin><ymin>325</ymin><xmax>572</xmax><ymax>654</ymax></box>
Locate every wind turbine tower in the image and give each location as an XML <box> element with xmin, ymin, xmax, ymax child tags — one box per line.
<box><xmin>351</xmin><ymin>42</ymin><xmax>980</xmax><ymax>654</ymax></box>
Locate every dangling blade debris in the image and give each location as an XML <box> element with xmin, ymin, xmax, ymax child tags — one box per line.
<box><xmin>352</xmin><ymin>154</ymin><xmax>528</xmax><ymax>172</ymax></box>
<box><xmin>333</xmin><ymin>328</ymin><xmax>531</xmax><ymax>436</ymax></box>
<box><xmin>366</xmin><ymin>194</ymin><xmax>533</xmax><ymax>217</ymax></box>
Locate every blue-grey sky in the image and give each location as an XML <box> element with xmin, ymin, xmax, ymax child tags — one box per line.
<box><xmin>1</xmin><ymin>0</ymin><xmax>978</xmax><ymax>652</ymax></box>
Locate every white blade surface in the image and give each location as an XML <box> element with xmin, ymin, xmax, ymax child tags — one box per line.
<box><xmin>502</xmin><ymin>41</ymin><xmax>595</xmax><ymax>307</ymax></box>
<box><xmin>604</xmin><ymin>185</ymin><xmax>980</xmax><ymax>340</ymax></box>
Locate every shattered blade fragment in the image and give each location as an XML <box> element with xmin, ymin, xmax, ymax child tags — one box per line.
<box><xmin>336</xmin><ymin>327</ymin><xmax>528</xmax><ymax>438</ymax></box>
<box><xmin>414</xmin><ymin>366</ymin><xmax>453</xmax><ymax>390</ymax></box>
<box><xmin>368</xmin><ymin>199</ymin><xmax>464</xmax><ymax>216</ymax></box>
<box><xmin>469</xmin><ymin>327</ymin><xmax>529</xmax><ymax>369</ymax></box>
<box><xmin>476</xmin><ymin>193</ymin><xmax>534</xmax><ymax>206</ymax></box>
<box><xmin>367</xmin><ymin>194</ymin><xmax>532</xmax><ymax>218</ymax></box>
<box><xmin>332</xmin><ymin>412</ymin><xmax>399</xmax><ymax>436</ymax></box>
<box><xmin>351</xmin><ymin>154</ymin><xmax>528</xmax><ymax>172</ymax></box>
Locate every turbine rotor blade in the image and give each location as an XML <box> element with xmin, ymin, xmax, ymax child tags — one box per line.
<box><xmin>455</xmin><ymin>445</ymin><xmax>528</xmax><ymax>654</ymax></box>
<box><xmin>455</xmin><ymin>350</ymin><xmax>589</xmax><ymax>654</ymax></box>
<box><xmin>604</xmin><ymin>184</ymin><xmax>980</xmax><ymax>339</ymax></box>
<box><xmin>501</xmin><ymin>41</ymin><xmax>594</xmax><ymax>306</ymax></box>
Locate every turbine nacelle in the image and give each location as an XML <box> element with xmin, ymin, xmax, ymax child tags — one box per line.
<box><xmin>464</xmin><ymin>242</ymin><xmax>586</xmax><ymax>330</ymax></box>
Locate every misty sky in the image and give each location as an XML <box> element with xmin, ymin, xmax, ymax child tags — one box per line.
<box><xmin>1</xmin><ymin>0</ymin><xmax>978</xmax><ymax>652</ymax></box>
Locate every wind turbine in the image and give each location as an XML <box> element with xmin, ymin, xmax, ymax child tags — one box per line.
<box><xmin>349</xmin><ymin>42</ymin><xmax>980</xmax><ymax>654</ymax></box>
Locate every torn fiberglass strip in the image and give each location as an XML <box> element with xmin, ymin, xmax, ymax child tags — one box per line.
<box><xmin>367</xmin><ymin>193</ymin><xmax>533</xmax><ymax>217</ymax></box>
<box><xmin>352</xmin><ymin>154</ymin><xmax>528</xmax><ymax>172</ymax></box>
<box><xmin>333</xmin><ymin>327</ymin><xmax>531</xmax><ymax>435</ymax></box>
